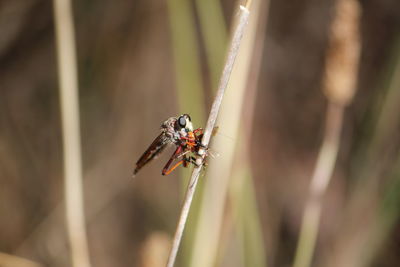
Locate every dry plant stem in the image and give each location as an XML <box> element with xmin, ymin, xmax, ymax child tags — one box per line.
<box><xmin>189</xmin><ymin>0</ymin><xmax>266</xmax><ymax>266</ymax></box>
<box><xmin>53</xmin><ymin>1</ymin><xmax>91</xmax><ymax>267</ymax></box>
<box><xmin>322</xmin><ymin>43</ymin><xmax>400</xmax><ymax>267</ymax></box>
<box><xmin>198</xmin><ymin>6</ymin><xmax>250</xmax><ymax>154</ymax></box>
<box><xmin>293</xmin><ymin>0</ymin><xmax>360</xmax><ymax>266</ymax></box>
<box><xmin>293</xmin><ymin>103</ymin><xmax>344</xmax><ymax>267</ymax></box>
<box><xmin>166</xmin><ymin>6</ymin><xmax>250</xmax><ymax>267</ymax></box>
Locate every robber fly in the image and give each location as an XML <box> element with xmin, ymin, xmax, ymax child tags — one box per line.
<box><xmin>133</xmin><ymin>114</ymin><xmax>205</xmax><ymax>176</ymax></box>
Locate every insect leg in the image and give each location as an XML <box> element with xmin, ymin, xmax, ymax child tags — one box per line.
<box><xmin>162</xmin><ymin>159</ymin><xmax>186</xmax><ymax>175</ymax></box>
<box><xmin>182</xmin><ymin>155</ymin><xmax>189</xmax><ymax>167</ymax></box>
<box><xmin>194</xmin><ymin>128</ymin><xmax>203</xmax><ymax>135</ymax></box>
<box><xmin>164</xmin><ymin>155</ymin><xmax>201</xmax><ymax>175</ymax></box>
<box><xmin>162</xmin><ymin>145</ymin><xmax>186</xmax><ymax>175</ymax></box>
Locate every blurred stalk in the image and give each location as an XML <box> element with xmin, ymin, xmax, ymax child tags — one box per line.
<box><xmin>358</xmin><ymin>39</ymin><xmax>400</xmax><ymax>267</ymax></box>
<box><xmin>360</xmin><ymin>163</ymin><xmax>400</xmax><ymax>267</ymax></box>
<box><xmin>139</xmin><ymin>232</ymin><xmax>171</xmax><ymax>267</ymax></box>
<box><xmin>364</xmin><ymin>39</ymin><xmax>400</xmax><ymax>163</ymax></box>
<box><xmin>318</xmin><ymin>37</ymin><xmax>400</xmax><ymax>267</ymax></box>
<box><xmin>53</xmin><ymin>1</ymin><xmax>91</xmax><ymax>267</ymax></box>
<box><xmin>167</xmin><ymin>0</ymin><xmax>205</xmax><ymax>122</ymax></box>
<box><xmin>293</xmin><ymin>103</ymin><xmax>344</xmax><ymax>267</ymax></box>
<box><xmin>0</xmin><ymin>252</ymin><xmax>42</xmax><ymax>267</ymax></box>
<box><xmin>166</xmin><ymin>5</ymin><xmax>250</xmax><ymax>267</ymax></box>
<box><xmin>195</xmin><ymin>0</ymin><xmax>227</xmax><ymax>87</ymax></box>
<box><xmin>225</xmin><ymin>0</ymin><xmax>269</xmax><ymax>266</ymax></box>
<box><xmin>166</xmin><ymin>0</ymin><xmax>206</xmax><ymax>265</ymax></box>
<box><xmin>293</xmin><ymin>1</ymin><xmax>361</xmax><ymax>267</ymax></box>
<box><xmin>189</xmin><ymin>1</ymin><xmax>266</xmax><ymax>266</ymax></box>
<box><xmin>231</xmin><ymin>164</ymin><xmax>267</xmax><ymax>267</ymax></box>
<box><xmin>328</xmin><ymin>39</ymin><xmax>400</xmax><ymax>267</ymax></box>
<box><xmin>167</xmin><ymin>1</ymin><xmax>227</xmax><ymax>265</ymax></box>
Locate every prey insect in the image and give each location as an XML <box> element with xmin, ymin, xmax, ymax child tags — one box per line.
<box><xmin>133</xmin><ymin>114</ymin><xmax>206</xmax><ymax>176</ymax></box>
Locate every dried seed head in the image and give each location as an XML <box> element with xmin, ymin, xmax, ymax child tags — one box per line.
<box><xmin>323</xmin><ymin>0</ymin><xmax>361</xmax><ymax>106</ymax></box>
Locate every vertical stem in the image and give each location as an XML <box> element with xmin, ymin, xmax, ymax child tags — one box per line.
<box><xmin>166</xmin><ymin>168</ymin><xmax>202</xmax><ymax>267</ymax></box>
<box><xmin>293</xmin><ymin>103</ymin><xmax>344</xmax><ymax>267</ymax></box>
<box><xmin>53</xmin><ymin>1</ymin><xmax>91</xmax><ymax>267</ymax></box>
<box><xmin>293</xmin><ymin>0</ymin><xmax>361</xmax><ymax>265</ymax></box>
<box><xmin>198</xmin><ymin>6</ymin><xmax>250</xmax><ymax>152</ymax></box>
<box><xmin>189</xmin><ymin>0</ymin><xmax>265</xmax><ymax>266</ymax></box>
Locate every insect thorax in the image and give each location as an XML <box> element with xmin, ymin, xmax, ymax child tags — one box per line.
<box><xmin>161</xmin><ymin>116</ymin><xmax>189</xmax><ymax>144</ymax></box>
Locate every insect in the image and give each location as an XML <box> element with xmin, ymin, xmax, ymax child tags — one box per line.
<box><xmin>133</xmin><ymin>114</ymin><xmax>205</xmax><ymax>176</ymax></box>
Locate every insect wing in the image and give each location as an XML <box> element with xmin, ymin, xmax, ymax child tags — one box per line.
<box><xmin>133</xmin><ymin>132</ymin><xmax>170</xmax><ymax>175</ymax></box>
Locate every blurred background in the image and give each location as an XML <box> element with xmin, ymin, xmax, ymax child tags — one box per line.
<box><xmin>1</xmin><ymin>0</ymin><xmax>400</xmax><ymax>267</ymax></box>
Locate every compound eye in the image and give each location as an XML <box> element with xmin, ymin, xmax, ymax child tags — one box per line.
<box><xmin>178</xmin><ymin>116</ymin><xmax>186</xmax><ymax>128</ymax></box>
